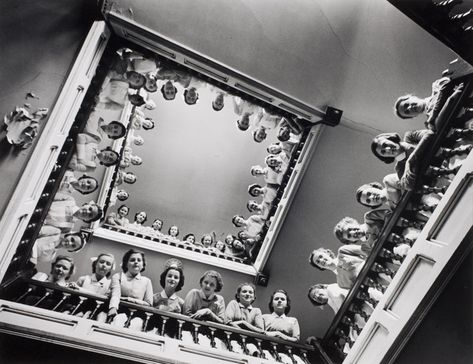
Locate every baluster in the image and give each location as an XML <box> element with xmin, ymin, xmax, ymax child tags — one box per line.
<box><xmin>240</xmin><ymin>334</ymin><xmax>249</xmax><ymax>355</ymax></box>
<box><xmin>372</xmin><ymin>263</ymin><xmax>395</xmax><ymax>278</ymax></box>
<box><xmin>71</xmin><ymin>296</ymin><xmax>87</xmax><ymax>315</ymax></box>
<box><xmin>388</xmin><ymin>233</ymin><xmax>415</xmax><ymax>246</ymax></box>
<box><xmin>16</xmin><ymin>287</ymin><xmax>34</xmax><ymax>303</ymax></box>
<box><xmin>90</xmin><ymin>300</ymin><xmax>104</xmax><ymax>320</ymax></box>
<box><xmin>433</xmin><ymin>0</ymin><xmax>463</xmax><ymax>12</ymax></box>
<box><xmin>356</xmin><ymin>290</ymin><xmax>378</xmax><ymax>307</ymax></box>
<box><xmin>363</xmin><ymin>277</ymin><xmax>386</xmax><ymax>293</ymax></box>
<box><xmin>333</xmin><ymin>340</ymin><xmax>348</xmax><ymax>359</ymax></box>
<box><xmin>52</xmin><ymin>292</ymin><xmax>71</xmax><ymax>311</ymax></box>
<box><xmin>26</xmin><ymin>223</ymin><xmax>37</xmax><ymax>230</ymax></box>
<box><xmin>349</xmin><ymin>304</ymin><xmax>370</xmax><ymax>322</ymax></box>
<box><xmin>208</xmin><ymin>327</ymin><xmax>217</xmax><ymax>348</ymax></box>
<box><xmin>407</xmin><ymin>203</ymin><xmax>437</xmax><ymax>214</ymax></box>
<box><xmin>124</xmin><ymin>308</ymin><xmax>136</xmax><ymax>328</ymax></box>
<box><xmin>341</xmin><ymin>316</ymin><xmax>362</xmax><ymax>335</ymax></box>
<box><xmin>271</xmin><ymin>343</ymin><xmax>282</xmax><ymax>362</ymax></box>
<box><xmin>284</xmin><ymin>345</ymin><xmax>296</xmax><ymax>364</ymax></box>
<box><xmin>379</xmin><ymin>247</ymin><xmax>403</xmax><ymax>263</ymax></box>
<box><xmin>397</xmin><ymin>217</ymin><xmax>424</xmax><ymax>230</ymax></box>
<box><xmin>300</xmin><ymin>350</ymin><xmax>311</xmax><ymax>364</ymax></box>
<box><xmin>449</xmin><ymin>8</ymin><xmax>473</xmax><ymax>23</ymax></box>
<box><xmin>416</xmin><ymin>185</ymin><xmax>446</xmax><ymax>195</ymax></box>
<box><xmin>34</xmin><ymin>288</ymin><xmax>53</xmax><ymax>307</ymax></box>
<box><xmin>254</xmin><ymin>338</ymin><xmax>264</xmax><ymax>359</ymax></box>
<box><xmin>142</xmin><ymin>312</ymin><xmax>153</xmax><ymax>332</ymax></box>
<box><xmin>441</xmin><ymin>128</ymin><xmax>473</xmax><ymax>139</ymax></box>
<box><xmin>192</xmin><ymin>323</ymin><xmax>201</xmax><ymax>344</ymax></box>
<box><xmin>426</xmin><ymin>165</ymin><xmax>459</xmax><ymax>177</ymax></box>
<box><xmin>177</xmin><ymin>319</ymin><xmax>185</xmax><ymax>340</ymax></box>
<box><xmin>224</xmin><ymin>331</ymin><xmax>233</xmax><ymax>351</ymax></box>
<box><xmin>335</xmin><ymin>328</ymin><xmax>354</xmax><ymax>347</ymax></box>
<box><xmin>440</xmin><ymin>143</ymin><xmax>472</xmax><ymax>157</ymax></box>
<box><xmin>160</xmin><ymin>316</ymin><xmax>168</xmax><ymax>336</ymax></box>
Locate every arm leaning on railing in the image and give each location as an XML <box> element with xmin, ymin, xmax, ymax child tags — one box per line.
<box><xmin>322</xmin><ymin>74</ymin><xmax>473</xmax><ymax>361</ymax></box>
<box><xmin>10</xmin><ymin>277</ymin><xmax>314</xmax><ymax>363</ymax></box>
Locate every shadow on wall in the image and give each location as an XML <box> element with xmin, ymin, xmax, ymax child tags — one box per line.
<box><xmin>0</xmin><ymin>0</ymin><xmax>97</xmax><ymax>218</ymax></box>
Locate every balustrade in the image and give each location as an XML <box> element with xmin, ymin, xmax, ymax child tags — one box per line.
<box><xmin>2</xmin><ymin>277</ymin><xmax>315</xmax><ymax>364</ymax></box>
<box><xmin>322</xmin><ymin>73</ymin><xmax>473</xmax><ymax>361</ymax></box>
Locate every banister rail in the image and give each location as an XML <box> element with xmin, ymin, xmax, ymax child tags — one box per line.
<box><xmin>3</xmin><ymin>277</ymin><xmax>315</xmax><ymax>363</ymax></box>
<box><xmin>322</xmin><ymin>73</ymin><xmax>473</xmax><ymax>360</ymax></box>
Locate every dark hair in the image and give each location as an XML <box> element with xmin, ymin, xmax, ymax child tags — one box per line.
<box><xmin>51</xmin><ymin>255</ymin><xmax>75</xmax><ymax>279</ymax></box>
<box><xmin>81</xmin><ymin>203</ymin><xmax>103</xmax><ymax>223</ymax></box>
<box><xmin>248</xmin><ymin>183</ymin><xmax>262</xmax><ymax>197</ymax></box>
<box><xmin>237</xmin><ymin>116</ymin><xmax>250</xmax><ymax>131</ymax></box>
<box><xmin>117</xmin><ymin>205</ymin><xmax>129</xmax><ymax>215</ymax></box>
<box><xmin>307</xmin><ymin>284</ymin><xmax>328</xmax><ymax>306</ymax></box>
<box><xmin>76</xmin><ymin>175</ymin><xmax>99</xmax><ymax>194</ymax></box>
<box><xmin>232</xmin><ymin>215</ymin><xmax>244</xmax><ymax>227</ymax></box>
<box><xmin>63</xmin><ymin>232</ymin><xmax>86</xmax><ymax>252</ymax></box>
<box><xmin>183</xmin><ymin>88</ymin><xmax>199</xmax><ymax>105</ymax></box>
<box><xmin>168</xmin><ymin>225</ymin><xmax>180</xmax><ymax>237</ymax></box>
<box><xmin>98</xmin><ymin>147</ymin><xmax>120</xmax><ymax>167</ymax></box>
<box><xmin>394</xmin><ymin>95</ymin><xmax>413</xmax><ymax>119</ymax></box>
<box><xmin>268</xmin><ymin>289</ymin><xmax>291</xmax><ymax>314</ymax></box>
<box><xmin>128</xmin><ymin>94</ymin><xmax>146</xmax><ymax>106</ymax></box>
<box><xmin>183</xmin><ymin>233</ymin><xmax>195</xmax><ymax>242</ymax></box>
<box><xmin>371</xmin><ymin>133</ymin><xmax>402</xmax><ymax>164</ymax></box>
<box><xmin>277</xmin><ymin>126</ymin><xmax>291</xmax><ymax>142</ymax></box>
<box><xmin>160</xmin><ymin>266</ymin><xmax>185</xmax><ymax>292</ymax></box>
<box><xmin>199</xmin><ymin>270</ymin><xmax>223</xmax><ymax>292</ymax></box>
<box><xmin>355</xmin><ymin>182</ymin><xmax>384</xmax><ymax>208</ymax></box>
<box><xmin>152</xmin><ymin>218</ymin><xmax>163</xmax><ymax>230</ymax></box>
<box><xmin>121</xmin><ymin>249</ymin><xmax>146</xmax><ymax>273</ymax></box>
<box><xmin>142</xmin><ymin>118</ymin><xmax>155</xmax><ymax>130</ymax></box>
<box><xmin>232</xmin><ymin>239</ymin><xmax>245</xmax><ymax>252</ymax></box>
<box><xmin>212</xmin><ymin>102</ymin><xmax>223</xmax><ymax>112</ymax></box>
<box><xmin>160</xmin><ymin>83</ymin><xmax>177</xmax><ymax>100</ymax></box>
<box><xmin>253</xmin><ymin>128</ymin><xmax>267</xmax><ymax>143</ymax></box>
<box><xmin>106</xmin><ymin>121</ymin><xmax>126</xmax><ymax>139</ymax></box>
<box><xmin>309</xmin><ymin>248</ymin><xmax>336</xmax><ymax>271</ymax></box>
<box><xmin>134</xmin><ymin>211</ymin><xmax>147</xmax><ymax>224</ymax></box>
<box><xmin>125</xmin><ymin>71</ymin><xmax>146</xmax><ymax>89</ymax></box>
<box><xmin>92</xmin><ymin>253</ymin><xmax>115</xmax><ymax>278</ymax></box>
<box><xmin>235</xmin><ymin>282</ymin><xmax>256</xmax><ymax>303</ymax></box>
<box><xmin>116</xmin><ymin>190</ymin><xmax>129</xmax><ymax>201</ymax></box>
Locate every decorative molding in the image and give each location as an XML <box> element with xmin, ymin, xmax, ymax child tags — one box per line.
<box><xmin>93</xmin><ymin>228</ymin><xmax>259</xmax><ymax>276</ymax></box>
<box><xmin>105</xmin><ymin>11</ymin><xmax>326</xmax><ymax>122</ymax></box>
<box><xmin>0</xmin><ymin>21</ymin><xmax>111</xmax><ymax>283</ymax></box>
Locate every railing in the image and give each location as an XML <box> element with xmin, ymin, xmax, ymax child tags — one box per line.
<box><xmin>387</xmin><ymin>0</ymin><xmax>473</xmax><ymax>68</ymax></box>
<box><xmin>1</xmin><ymin>43</ymin><xmax>120</xmax><ymax>282</ymax></box>
<box><xmin>322</xmin><ymin>73</ymin><xmax>473</xmax><ymax>362</ymax></box>
<box><xmin>2</xmin><ymin>276</ymin><xmax>316</xmax><ymax>364</ymax></box>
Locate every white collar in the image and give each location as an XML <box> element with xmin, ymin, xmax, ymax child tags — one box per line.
<box><xmin>271</xmin><ymin>312</ymin><xmax>286</xmax><ymax>318</ymax></box>
<box><xmin>160</xmin><ymin>290</ymin><xmax>176</xmax><ymax>300</ymax></box>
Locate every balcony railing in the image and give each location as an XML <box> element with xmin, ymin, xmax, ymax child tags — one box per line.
<box><xmin>322</xmin><ymin>72</ymin><xmax>473</xmax><ymax>362</ymax></box>
<box><xmin>1</xmin><ymin>276</ymin><xmax>316</xmax><ymax>364</ymax></box>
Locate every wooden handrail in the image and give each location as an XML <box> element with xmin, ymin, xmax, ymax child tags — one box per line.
<box><xmin>18</xmin><ymin>277</ymin><xmax>314</xmax><ymax>352</ymax></box>
<box><xmin>323</xmin><ymin>73</ymin><xmax>473</xmax><ymax>347</ymax></box>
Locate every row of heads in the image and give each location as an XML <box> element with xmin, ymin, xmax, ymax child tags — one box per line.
<box><xmin>48</xmin><ymin>251</ymin><xmax>292</xmax><ymax>314</ymax></box>
<box><xmin>116</xmin><ymin>206</ymin><xmax>255</xmax><ymax>251</ymax></box>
